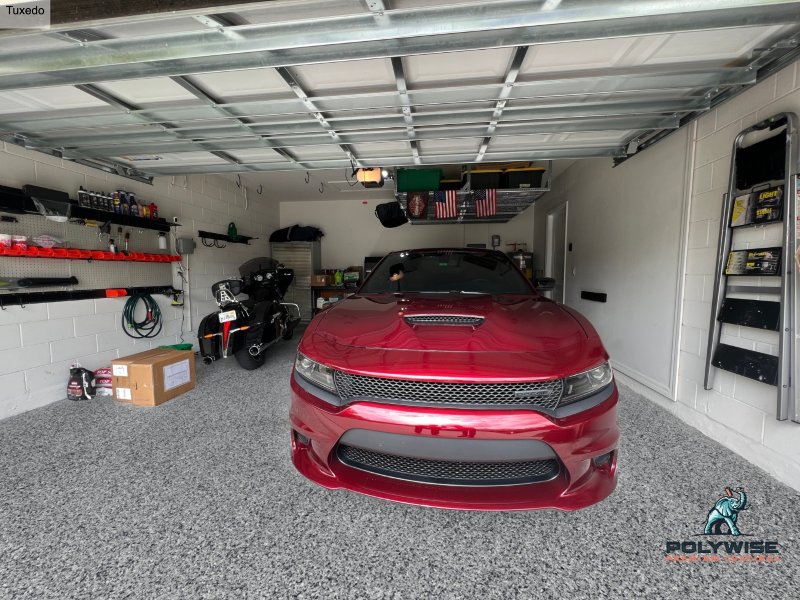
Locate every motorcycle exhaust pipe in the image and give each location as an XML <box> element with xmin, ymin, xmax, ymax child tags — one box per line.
<box><xmin>202</xmin><ymin>356</ymin><xmax>215</xmax><ymax>365</ymax></box>
<box><xmin>248</xmin><ymin>337</ymin><xmax>280</xmax><ymax>357</ymax></box>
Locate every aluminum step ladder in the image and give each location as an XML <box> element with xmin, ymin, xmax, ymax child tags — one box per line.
<box><xmin>704</xmin><ymin>112</ymin><xmax>798</xmax><ymax>422</ymax></box>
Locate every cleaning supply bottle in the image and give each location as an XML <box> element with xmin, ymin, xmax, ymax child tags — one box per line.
<box><xmin>113</xmin><ymin>191</ymin><xmax>121</xmax><ymax>214</ymax></box>
<box><xmin>149</xmin><ymin>202</ymin><xmax>158</xmax><ymax>220</ymax></box>
<box><xmin>120</xmin><ymin>192</ymin><xmax>130</xmax><ymax>215</ymax></box>
<box><xmin>129</xmin><ymin>194</ymin><xmax>139</xmax><ymax>217</ymax></box>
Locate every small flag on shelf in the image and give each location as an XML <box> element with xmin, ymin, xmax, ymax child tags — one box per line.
<box><xmin>434</xmin><ymin>190</ymin><xmax>458</xmax><ymax>219</ymax></box>
<box><xmin>474</xmin><ymin>189</ymin><xmax>497</xmax><ymax>217</ymax></box>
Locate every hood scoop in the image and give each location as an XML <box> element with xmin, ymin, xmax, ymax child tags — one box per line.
<box><xmin>403</xmin><ymin>315</ymin><xmax>485</xmax><ymax>327</ymax></box>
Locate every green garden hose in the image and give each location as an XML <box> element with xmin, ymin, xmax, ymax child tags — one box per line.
<box><xmin>122</xmin><ymin>293</ymin><xmax>163</xmax><ymax>339</ymax></box>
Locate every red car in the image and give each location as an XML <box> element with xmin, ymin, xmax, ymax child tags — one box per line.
<box><xmin>290</xmin><ymin>248</ymin><xmax>618</xmax><ymax>510</ymax></box>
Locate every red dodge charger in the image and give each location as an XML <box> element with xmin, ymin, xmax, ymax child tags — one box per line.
<box><xmin>290</xmin><ymin>248</ymin><xmax>618</xmax><ymax>510</ymax></box>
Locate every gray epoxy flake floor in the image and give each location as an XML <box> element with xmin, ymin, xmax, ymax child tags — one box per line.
<box><xmin>1</xmin><ymin>338</ymin><xmax>799</xmax><ymax>600</ymax></box>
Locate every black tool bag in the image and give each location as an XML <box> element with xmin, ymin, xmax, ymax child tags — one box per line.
<box><xmin>67</xmin><ymin>367</ymin><xmax>95</xmax><ymax>401</ymax></box>
<box><xmin>375</xmin><ymin>202</ymin><xmax>408</xmax><ymax>228</ymax></box>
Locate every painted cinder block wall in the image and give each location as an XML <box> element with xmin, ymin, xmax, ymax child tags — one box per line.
<box><xmin>540</xmin><ymin>59</ymin><xmax>800</xmax><ymax>491</ymax></box>
<box><xmin>676</xmin><ymin>59</ymin><xmax>799</xmax><ymax>490</ymax></box>
<box><xmin>0</xmin><ymin>144</ymin><xmax>279</xmax><ymax>419</ymax></box>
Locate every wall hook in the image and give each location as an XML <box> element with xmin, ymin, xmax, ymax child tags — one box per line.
<box><xmin>319</xmin><ymin>182</ymin><xmax>324</xmax><ymax>194</ymax></box>
<box><xmin>256</xmin><ymin>185</ymin><xmax>263</xmax><ymax>195</ymax></box>
<box><xmin>305</xmin><ymin>172</ymin><xmax>310</xmax><ymax>184</ymax></box>
<box><xmin>236</xmin><ymin>174</ymin><xmax>242</xmax><ymax>189</ymax></box>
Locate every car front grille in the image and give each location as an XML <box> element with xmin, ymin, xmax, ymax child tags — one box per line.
<box><xmin>333</xmin><ymin>371</ymin><xmax>563</xmax><ymax>410</ymax></box>
<box><xmin>337</xmin><ymin>444</ymin><xmax>560</xmax><ymax>486</ymax></box>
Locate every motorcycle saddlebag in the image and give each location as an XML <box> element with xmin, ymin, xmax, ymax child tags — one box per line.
<box><xmin>198</xmin><ymin>313</ymin><xmax>222</xmax><ymax>360</ymax></box>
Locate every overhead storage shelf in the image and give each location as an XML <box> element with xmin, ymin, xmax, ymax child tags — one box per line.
<box><xmin>395</xmin><ymin>188</ymin><xmax>548</xmax><ymax>224</ymax></box>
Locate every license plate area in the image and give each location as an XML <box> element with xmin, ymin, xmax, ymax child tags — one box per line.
<box><xmin>218</xmin><ymin>310</ymin><xmax>237</xmax><ymax>323</ymax></box>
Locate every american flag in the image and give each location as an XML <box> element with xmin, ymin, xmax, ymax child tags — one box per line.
<box><xmin>474</xmin><ymin>189</ymin><xmax>497</xmax><ymax>217</ymax></box>
<box><xmin>434</xmin><ymin>190</ymin><xmax>458</xmax><ymax>219</ymax></box>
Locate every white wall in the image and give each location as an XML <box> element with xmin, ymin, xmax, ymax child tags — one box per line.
<box><xmin>0</xmin><ymin>143</ymin><xmax>278</xmax><ymax>420</ymax></box>
<box><xmin>676</xmin><ymin>59</ymin><xmax>800</xmax><ymax>489</ymax></box>
<box><xmin>536</xmin><ymin>59</ymin><xmax>800</xmax><ymax>491</ymax></box>
<box><xmin>533</xmin><ymin>127</ymin><xmax>689</xmax><ymax>397</ymax></box>
<box><xmin>279</xmin><ymin>198</ymin><xmax>534</xmax><ymax>270</ymax></box>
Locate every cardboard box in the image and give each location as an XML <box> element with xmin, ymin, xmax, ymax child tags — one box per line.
<box><xmin>311</xmin><ymin>274</ymin><xmax>331</xmax><ymax>287</ymax></box>
<box><xmin>112</xmin><ymin>348</ymin><xmax>196</xmax><ymax>407</ymax></box>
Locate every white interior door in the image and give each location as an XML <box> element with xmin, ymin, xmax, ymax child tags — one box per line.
<box><xmin>545</xmin><ymin>203</ymin><xmax>568</xmax><ymax>303</ymax></box>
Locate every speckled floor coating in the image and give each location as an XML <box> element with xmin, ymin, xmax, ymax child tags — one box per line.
<box><xmin>1</xmin><ymin>338</ymin><xmax>798</xmax><ymax>599</ymax></box>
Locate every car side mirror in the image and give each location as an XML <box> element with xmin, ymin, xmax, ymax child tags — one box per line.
<box><xmin>534</xmin><ymin>277</ymin><xmax>555</xmax><ymax>291</ymax></box>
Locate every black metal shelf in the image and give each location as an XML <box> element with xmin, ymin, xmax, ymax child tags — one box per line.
<box><xmin>198</xmin><ymin>230</ymin><xmax>257</xmax><ymax>245</ymax></box>
<box><xmin>71</xmin><ymin>205</ymin><xmax>174</xmax><ymax>232</ymax></box>
<box><xmin>0</xmin><ymin>185</ymin><xmax>174</xmax><ymax>233</ymax></box>
<box><xmin>0</xmin><ymin>285</ymin><xmax>177</xmax><ymax>308</ymax></box>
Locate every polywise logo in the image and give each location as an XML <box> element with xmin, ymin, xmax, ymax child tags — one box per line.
<box><xmin>665</xmin><ymin>487</ymin><xmax>782</xmax><ymax>564</ymax></box>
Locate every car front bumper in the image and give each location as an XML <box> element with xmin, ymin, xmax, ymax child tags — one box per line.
<box><xmin>289</xmin><ymin>372</ymin><xmax>619</xmax><ymax>511</ymax></box>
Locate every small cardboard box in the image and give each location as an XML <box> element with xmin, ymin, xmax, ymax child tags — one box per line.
<box><xmin>311</xmin><ymin>274</ymin><xmax>331</xmax><ymax>287</ymax></box>
<box><xmin>112</xmin><ymin>348</ymin><xmax>196</xmax><ymax>407</ymax></box>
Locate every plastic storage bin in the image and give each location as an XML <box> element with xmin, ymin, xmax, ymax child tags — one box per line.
<box><xmin>396</xmin><ymin>168</ymin><xmax>442</xmax><ymax>192</ymax></box>
<box><xmin>463</xmin><ymin>169</ymin><xmax>502</xmax><ymax>189</ymax></box>
<box><xmin>502</xmin><ymin>167</ymin><xmax>546</xmax><ymax>189</ymax></box>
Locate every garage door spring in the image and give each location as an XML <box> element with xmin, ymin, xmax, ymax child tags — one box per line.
<box><xmin>122</xmin><ymin>293</ymin><xmax>163</xmax><ymax>339</ymax></box>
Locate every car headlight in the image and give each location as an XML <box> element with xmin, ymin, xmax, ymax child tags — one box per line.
<box><xmin>560</xmin><ymin>362</ymin><xmax>613</xmax><ymax>406</ymax></box>
<box><xmin>295</xmin><ymin>353</ymin><xmax>336</xmax><ymax>392</ymax></box>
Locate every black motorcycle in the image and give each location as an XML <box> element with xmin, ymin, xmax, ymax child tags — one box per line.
<box><xmin>198</xmin><ymin>257</ymin><xmax>301</xmax><ymax>370</ymax></box>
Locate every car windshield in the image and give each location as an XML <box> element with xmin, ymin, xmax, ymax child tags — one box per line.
<box><xmin>360</xmin><ymin>250</ymin><xmax>534</xmax><ymax>295</ymax></box>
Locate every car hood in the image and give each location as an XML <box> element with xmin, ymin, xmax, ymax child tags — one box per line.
<box><xmin>303</xmin><ymin>294</ymin><xmax>607</xmax><ymax>380</ymax></box>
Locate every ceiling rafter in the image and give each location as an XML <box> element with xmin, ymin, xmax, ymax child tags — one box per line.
<box><xmin>0</xmin><ymin>1</ymin><xmax>797</xmax><ymax>179</ymax></box>
<box><xmin>391</xmin><ymin>57</ymin><xmax>421</xmax><ymax>166</ymax></box>
<box><xmin>32</xmin><ymin>115</ymin><xmax>679</xmax><ymax>159</ymax></box>
<box><xmin>274</xmin><ymin>66</ymin><xmax>362</xmax><ymax>168</ymax></box>
<box><xmin>0</xmin><ymin>94</ymin><xmax>708</xmax><ymax>139</ymax></box>
<box><xmin>476</xmin><ymin>45</ymin><xmax>528</xmax><ymax>163</ymax></box>
<box><xmin>140</xmin><ymin>146</ymin><xmax>624</xmax><ymax>176</ymax></box>
<box><xmin>50</xmin><ymin>22</ymin><xmax>298</xmax><ymax>171</ymax></box>
<box><xmin>0</xmin><ymin>61</ymin><xmax>755</xmax><ymax>132</ymax></box>
<box><xmin>1</xmin><ymin>1</ymin><xmax>798</xmax><ymax>91</ymax></box>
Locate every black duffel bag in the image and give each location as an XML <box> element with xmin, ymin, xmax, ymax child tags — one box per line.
<box><xmin>269</xmin><ymin>225</ymin><xmax>324</xmax><ymax>242</ymax></box>
<box><xmin>375</xmin><ymin>202</ymin><xmax>408</xmax><ymax>228</ymax></box>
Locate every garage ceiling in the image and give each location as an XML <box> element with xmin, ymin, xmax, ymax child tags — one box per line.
<box><xmin>0</xmin><ymin>0</ymin><xmax>799</xmax><ymax>182</ymax></box>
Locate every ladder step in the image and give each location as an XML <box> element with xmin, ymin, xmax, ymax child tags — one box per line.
<box><xmin>711</xmin><ymin>344</ymin><xmax>779</xmax><ymax>386</ymax></box>
<box><xmin>725</xmin><ymin>247</ymin><xmax>782</xmax><ymax>276</ymax></box>
<box><xmin>718</xmin><ymin>298</ymin><xmax>780</xmax><ymax>331</ymax></box>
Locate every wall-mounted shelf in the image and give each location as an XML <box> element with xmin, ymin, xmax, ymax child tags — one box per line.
<box><xmin>198</xmin><ymin>230</ymin><xmax>256</xmax><ymax>246</ymax></box>
<box><xmin>0</xmin><ymin>285</ymin><xmax>177</xmax><ymax>307</ymax></box>
<box><xmin>0</xmin><ymin>246</ymin><xmax>180</xmax><ymax>262</ymax></box>
<box><xmin>0</xmin><ymin>185</ymin><xmax>174</xmax><ymax>232</ymax></box>
<box><xmin>71</xmin><ymin>205</ymin><xmax>175</xmax><ymax>232</ymax></box>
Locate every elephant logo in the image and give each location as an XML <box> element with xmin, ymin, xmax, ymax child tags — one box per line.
<box><xmin>704</xmin><ymin>487</ymin><xmax>749</xmax><ymax>536</ymax></box>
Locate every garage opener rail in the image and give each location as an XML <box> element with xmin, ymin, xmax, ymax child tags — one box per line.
<box><xmin>704</xmin><ymin>112</ymin><xmax>799</xmax><ymax>423</ymax></box>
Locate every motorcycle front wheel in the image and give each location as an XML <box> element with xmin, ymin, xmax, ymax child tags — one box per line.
<box><xmin>235</xmin><ymin>346</ymin><xmax>267</xmax><ymax>370</ymax></box>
